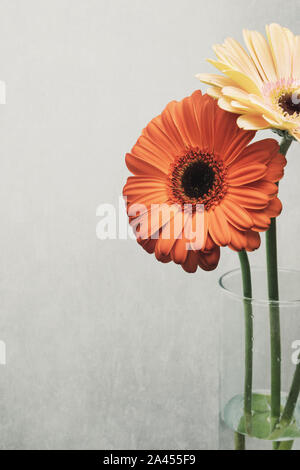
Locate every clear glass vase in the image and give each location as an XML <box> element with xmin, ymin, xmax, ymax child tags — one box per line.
<box><xmin>219</xmin><ymin>268</ymin><xmax>300</xmax><ymax>450</ymax></box>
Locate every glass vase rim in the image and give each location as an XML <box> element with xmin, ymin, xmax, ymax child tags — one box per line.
<box><xmin>219</xmin><ymin>266</ymin><xmax>300</xmax><ymax>307</ymax></box>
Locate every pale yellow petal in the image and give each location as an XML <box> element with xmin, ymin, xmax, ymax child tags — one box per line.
<box><xmin>207</xmin><ymin>86</ymin><xmax>222</xmax><ymax>99</ymax></box>
<box><xmin>207</xmin><ymin>58</ymin><xmax>231</xmax><ymax>73</ymax></box>
<box><xmin>223</xmin><ymin>69</ymin><xmax>261</xmax><ymax>95</ymax></box>
<box><xmin>214</xmin><ymin>43</ymin><xmax>262</xmax><ymax>89</ymax></box>
<box><xmin>262</xmin><ymin>114</ymin><xmax>298</xmax><ymax>130</ymax></box>
<box><xmin>217</xmin><ymin>97</ymin><xmax>239</xmax><ymax>113</ymax></box>
<box><xmin>293</xmin><ymin>36</ymin><xmax>300</xmax><ymax>78</ymax></box>
<box><xmin>223</xmin><ymin>37</ymin><xmax>263</xmax><ymax>86</ymax></box>
<box><xmin>284</xmin><ymin>27</ymin><xmax>296</xmax><ymax>77</ymax></box>
<box><xmin>243</xmin><ymin>30</ymin><xmax>267</xmax><ymax>81</ymax></box>
<box><xmin>284</xmin><ymin>27</ymin><xmax>296</xmax><ymax>53</ymax></box>
<box><xmin>231</xmin><ymin>100</ymin><xmax>251</xmax><ymax>111</ymax></box>
<box><xmin>221</xmin><ymin>86</ymin><xmax>253</xmax><ymax>111</ymax></box>
<box><xmin>291</xmin><ymin>130</ymin><xmax>300</xmax><ymax>142</ymax></box>
<box><xmin>237</xmin><ymin>114</ymin><xmax>270</xmax><ymax>130</ymax></box>
<box><xmin>222</xmin><ymin>86</ymin><xmax>253</xmax><ymax>105</ymax></box>
<box><xmin>243</xmin><ymin>29</ymin><xmax>277</xmax><ymax>82</ymax></box>
<box><xmin>248</xmin><ymin>94</ymin><xmax>283</xmax><ymax>120</ymax></box>
<box><xmin>266</xmin><ymin>23</ymin><xmax>292</xmax><ymax>79</ymax></box>
<box><xmin>261</xmin><ymin>115</ymin><xmax>283</xmax><ymax>127</ymax></box>
<box><xmin>213</xmin><ymin>44</ymin><xmax>234</xmax><ymax>66</ymax></box>
<box><xmin>195</xmin><ymin>73</ymin><xmax>235</xmax><ymax>88</ymax></box>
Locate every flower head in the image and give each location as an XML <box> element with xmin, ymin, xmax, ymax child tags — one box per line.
<box><xmin>123</xmin><ymin>92</ymin><xmax>286</xmax><ymax>273</ymax></box>
<box><xmin>197</xmin><ymin>24</ymin><xmax>300</xmax><ymax>140</ymax></box>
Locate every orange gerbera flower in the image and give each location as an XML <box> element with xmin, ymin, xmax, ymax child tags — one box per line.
<box><xmin>123</xmin><ymin>92</ymin><xmax>286</xmax><ymax>273</ymax></box>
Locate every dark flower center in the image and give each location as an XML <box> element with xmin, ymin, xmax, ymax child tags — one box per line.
<box><xmin>181</xmin><ymin>161</ymin><xmax>215</xmax><ymax>199</ymax></box>
<box><xmin>168</xmin><ymin>149</ymin><xmax>227</xmax><ymax>209</ymax></box>
<box><xmin>278</xmin><ymin>92</ymin><xmax>300</xmax><ymax>116</ymax></box>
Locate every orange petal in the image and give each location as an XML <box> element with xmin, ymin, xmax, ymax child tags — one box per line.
<box><xmin>220</xmin><ymin>198</ymin><xmax>253</xmax><ymax>230</ymax></box>
<box><xmin>155</xmin><ymin>246</ymin><xmax>172</xmax><ymax>264</ymax></box>
<box><xmin>264</xmin><ymin>153</ymin><xmax>287</xmax><ymax>183</ymax></box>
<box><xmin>198</xmin><ymin>246</ymin><xmax>220</xmax><ymax>271</ymax></box>
<box><xmin>178</xmin><ymin>94</ymin><xmax>202</xmax><ymax>147</ymax></box>
<box><xmin>135</xmin><ymin>204</ymin><xmax>180</xmax><ymax>240</ymax></box>
<box><xmin>126</xmin><ymin>190</ymin><xmax>169</xmax><ymax>207</ymax></box>
<box><xmin>227</xmin><ymin>163</ymin><xmax>267</xmax><ymax>185</ymax></box>
<box><xmin>167</xmin><ymin>99</ymin><xmax>194</xmax><ymax>148</ymax></box>
<box><xmin>125</xmin><ymin>153</ymin><xmax>168</xmax><ymax>178</ymax></box>
<box><xmin>161</xmin><ymin>102</ymin><xmax>187</xmax><ymax>152</ymax></box>
<box><xmin>208</xmin><ymin>206</ymin><xmax>231</xmax><ymax>246</ymax></box>
<box><xmin>138</xmin><ymin>237</ymin><xmax>157</xmax><ymax>254</ymax></box>
<box><xmin>265</xmin><ymin>163</ymin><xmax>284</xmax><ymax>183</ymax></box>
<box><xmin>236</xmin><ymin>138</ymin><xmax>279</xmax><ymax>166</ymax></box>
<box><xmin>213</xmin><ymin>105</ymin><xmax>244</xmax><ymax>158</ymax></box>
<box><xmin>228</xmin><ymin>226</ymin><xmax>247</xmax><ymax>251</ymax></box>
<box><xmin>134</xmin><ymin>135</ymin><xmax>173</xmax><ymax>170</ymax></box>
<box><xmin>155</xmin><ymin>211</ymin><xmax>185</xmax><ymax>256</ymax></box>
<box><xmin>247</xmin><ymin>210</ymin><xmax>271</xmax><ymax>231</ymax></box>
<box><xmin>227</xmin><ymin>186</ymin><xmax>269</xmax><ymax>209</ymax></box>
<box><xmin>222</xmin><ymin>130</ymin><xmax>256</xmax><ymax>165</ymax></box>
<box><xmin>155</xmin><ymin>234</ymin><xmax>177</xmax><ymax>258</ymax></box>
<box><xmin>192</xmin><ymin>93</ymin><xmax>215</xmax><ymax>153</ymax></box>
<box><xmin>171</xmin><ymin>235</ymin><xmax>189</xmax><ymax>265</ymax></box>
<box><xmin>245</xmin><ymin>231</ymin><xmax>261</xmax><ymax>251</ymax></box>
<box><xmin>245</xmin><ymin>180</ymin><xmax>278</xmax><ymax>198</ymax></box>
<box><xmin>181</xmin><ymin>250</ymin><xmax>199</xmax><ymax>273</ymax></box>
<box><xmin>123</xmin><ymin>176</ymin><xmax>168</xmax><ymax>205</ymax></box>
<box><xmin>143</xmin><ymin>116</ymin><xmax>182</xmax><ymax>157</ymax></box>
<box><xmin>204</xmin><ymin>233</ymin><xmax>216</xmax><ymax>251</ymax></box>
<box><xmin>265</xmin><ymin>198</ymin><xmax>282</xmax><ymax>217</ymax></box>
<box><xmin>188</xmin><ymin>210</ymin><xmax>207</xmax><ymax>251</ymax></box>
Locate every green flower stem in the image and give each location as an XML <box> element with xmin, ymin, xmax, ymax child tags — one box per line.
<box><xmin>266</xmin><ymin>217</ymin><xmax>281</xmax><ymax>431</ymax></box>
<box><xmin>277</xmin><ymin>440</ymin><xmax>294</xmax><ymax>451</ymax></box>
<box><xmin>279</xmin><ymin>135</ymin><xmax>293</xmax><ymax>156</ymax></box>
<box><xmin>281</xmin><ymin>360</ymin><xmax>300</xmax><ymax>424</ymax></box>
<box><xmin>265</xmin><ymin>135</ymin><xmax>293</xmax><ymax>447</ymax></box>
<box><xmin>234</xmin><ymin>432</ymin><xmax>246</xmax><ymax>451</ymax></box>
<box><xmin>270</xmin><ymin>358</ymin><xmax>300</xmax><ymax>444</ymax></box>
<box><xmin>237</xmin><ymin>250</ymin><xmax>253</xmax><ymax>448</ymax></box>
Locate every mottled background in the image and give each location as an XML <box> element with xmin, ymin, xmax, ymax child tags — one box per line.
<box><xmin>0</xmin><ymin>0</ymin><xmax>299</xmax><ymax>450</ymax></box>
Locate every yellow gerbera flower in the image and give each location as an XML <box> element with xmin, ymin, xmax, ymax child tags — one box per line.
<box><xmin>197</xmin><ymin>23</ymin><xmax>300</xmax><ymax>141</ymax></box>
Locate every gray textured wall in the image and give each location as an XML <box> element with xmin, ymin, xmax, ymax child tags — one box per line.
<box><xmin>0</xmin><ymin>0</ymin><xmax>300</xmax><ymax>450</ymax></box>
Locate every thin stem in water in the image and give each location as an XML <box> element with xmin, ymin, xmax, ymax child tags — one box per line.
<box><xmin>270</xmin><ymin>358</ymin><xmax>300</xmax><ymax>445</ymax></box>
<box><xmin>266</xmin><ymin>217</ymin><xmax>281</xmax><ymax>430</ymax></box>
<box><xmin>234</xmin><ymin>432</ymin><xmax>246</xmax><ymax>451</ymax></box>
<box><xmin>277</xmin><ymin>440</ymin><xmax>294</xmax><ymax>451</ymax></box>
<box><xmin>238</xmin><ymin>250</ymin><xmax>253</xmax><ymax>442</ymax></box>
<box><xmin>265</xmin><ymin>135</ymin><xmax>293</xmax><ymax>445</ymax></box>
